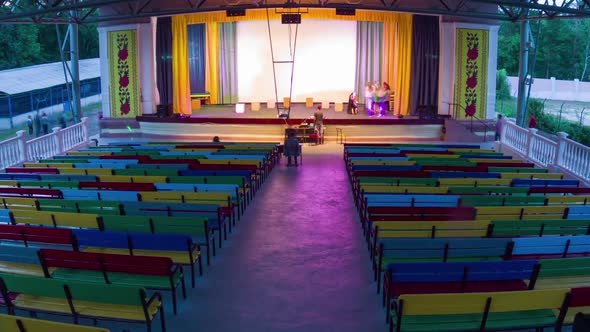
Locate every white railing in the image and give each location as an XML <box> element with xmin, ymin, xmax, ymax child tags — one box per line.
<box><xmin>0</xmin><ymin>117</ymin><xmax>90</xmax><ymax>170</ymax></box>
<box><xmin>500</xmin><ymin>119</ymin><xmax>590</xmax><ymax>183</ymax></box>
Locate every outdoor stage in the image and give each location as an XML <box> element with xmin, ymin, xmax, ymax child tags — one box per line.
<box><xmin>98</xmin><ymin>104</ymin><xmax>444</xmax><ymax>143</ymax></box>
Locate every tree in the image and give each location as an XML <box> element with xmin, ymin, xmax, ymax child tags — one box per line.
<box><xmin>0</xmin><ymin>25</ymin><xmax>43</xmax><ymax>70</ymax></box>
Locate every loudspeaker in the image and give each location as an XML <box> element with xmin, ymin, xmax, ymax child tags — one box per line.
<box><xmin>156</xmin><ymin>104</ymin><xmax>172</xmax><ymax>118</ymax></box>
<box><xmin>281</xmin><ymin>13</ymin><xmax>301</xmax><ymax>24</ymax></box>
<box><xmin>226</xmin><ymin>9</ymin><xmax>246</xmax><ymax>17</ymax></box>
<box><xmin>336</xmin><ymin>8</ymin><xmax>355</xmax><ymax>15</ymax></box>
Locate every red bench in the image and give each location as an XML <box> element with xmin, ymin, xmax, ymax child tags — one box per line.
<box><xmin>5</xmin><ymin>167</ymin><xmax>59</xmax><ymax>174</ymax></box>
<box><xmin>38</xmin><ymin>248</ymin><xmax>186</xmax><ymax>314</ymax></box>
<box><xmin>100</xmin><ymin>155</ymin><xmax>152</xmax><ymax>162</ymax></box>
<box><xmin>368</xmin><ymin>207</ymin><xmax>477</xmax><ymax>221</ymax></box>
<box><xmin>79</xmin><ymin>181</ymin><xmax>156</xmax><ymax>192</ymax></box>
<box><xmin>0</xmin><ymin>224</ymin><xmax>77</xmax><ymax>249</ymax></box>
<box><xmin>0</xmin><ymin>188</ymin><xmax>62</xmax><ymax>199</ymax></box>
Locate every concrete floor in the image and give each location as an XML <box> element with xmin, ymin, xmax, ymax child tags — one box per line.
<box><xmin>162</xmin><ymin>143</ymin><xmax>383</xmax><ymax>332</ymax></box>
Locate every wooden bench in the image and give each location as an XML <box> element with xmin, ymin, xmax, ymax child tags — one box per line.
<box><xmin>508</xmin><ymin>235</ymin><xmax>590</xmax><ymax>260</ymax></box>
<box><xmin>0</xmin><ymin>188</ymin><xmax>62</xmax><ymax>199</ymax></box>
<box><xmin>100</xmin><ymin>214</ymin><xmax>216</xmax><ymax>265</ymax></box>
<box><xmin>5</xmin><ymin>168</ymin><xmax>59</xmax><ymax>174</ymax></box>
<box><xmin>475</xmin><ymin>206</ymin><xmax>568</xmax><ymax>220</ymax></box>
<box><xmin>0</xmin><ymin>273</ymin><xmax>165</xmax><ymax>332</ymax></box>
<box><xmin>0</xmin><ymin>245</ymin><xmax>45</xmax><ymax>277</ymax></box>
<box><xmin>389</xmin><ymin>289</ymin><xmax>570</xmax><ymax>332</ymax></box>
<box><xmin>9</xmin><ymin>210</ymin><xmax>102</xmax><ymax>229</ymax></box>
<box><xmin>0</xmin><ymin>313</ymin><xmax>109</xmax><ymax>332</ymax></box>
<box><xmin>534</xmin><ymin>257</ymin><xmax>590</xmax><ymax>289</ymax></box>
<box><xmin>0</xmin><ymin>224</ymin><xmax>77</xmax><ymax>249</ymax></box>
<box><xmin>78</xmin><ymin>181</ymin><xmax>157</xmax><ymax>192</ymax></box>
<box><xmin>460</xmin><ymin>195</ymin><xmax>547</xmax><ymax>207</ymax></box>
<box><xmin>488</xmin><ymin>219</ymin><xmax>590</xmax><ymax>237</ymax></box>
<box><xmin>73</xmin><ymin>229</ymin><xmax>202</xmax><ymax>287</ymax></box>
<box><xmin>374</xmin><ymin>237</ymin><xmax>511</xmax><ymax>292</ymax></box>
<box><xmin>383</xmin><ymin>260</ymin><xmax>540</xmax><ymax>322</ymax></box>
<box><xmin>530</xmin><ymin>187</ymin><xmax>590</xmax><ymax>195</ymax></box>
<box><xmin>38</xmin><ymin>248</ymin><xmax>186</xmax><ymax>314</ymax></box>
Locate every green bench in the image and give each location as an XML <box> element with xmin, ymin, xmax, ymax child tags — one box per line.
<box><xmin>460</xmin><ymin>196</ymin><xmax>547</xmax><ymax>207</ymax></box>
<box><xmin>0</xmin><ymin>273</ymin><xmax>166</xmax><ymax>332</ymax></box>
<box><xmin>0</xmin><ymin>313</ymin><xmax>110</xmax><ymax>332</ymax></box>
<box><xmin>534</xmin><ymin>257</ymin><xmax>590</xmax><ymax>289</ymax></box>
<box><xmin>488</xmin><ymin>219</ymin><xmax>590</xmax><ymax>237</ymax></box>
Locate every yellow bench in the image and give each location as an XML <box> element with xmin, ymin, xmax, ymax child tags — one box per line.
<box><xmin>1</xmin><ymin>197</ymin><xmax>37</xmax><ymax>211</ymax></box>
<box><xmin>97</xmin><ymin>175</ymin><xmax>168</xmax><ymax>183</ymax></box>
<box><xmin>360</xmin><ymin>185</ymin><xmax>450</xmax><ymax>194</ymax></box>
<box><xmin>475</xmin><ymin>206</ymin><xmax>567</xmax><ymax>220</ymax></box>
<box><xmin>373</xmin><ymin>220</ymin><xmax>490</xmax><ymax>238</ymax></box>
<box><xmin>438</xmin><ymin>178</ymin><xmax>512</xmax><ymax>187</ymax></box>
<box><xmin>10</xmin><ymin>210</ymin><xmax>101</xmax><ymax>228</ymax></box>
<box><xmin>0</xmin><ymin>313</ymin><xmax>110</xmax><ymax>332</ymax></box>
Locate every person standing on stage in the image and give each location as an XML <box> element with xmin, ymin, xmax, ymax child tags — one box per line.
<box><xmin>379</xmin><ymin>82</ymin><xmax>391</xmax><ymax>117</ymax></box>
<box><xmin>365</xmin><ymin>82</ymin><xmax>374</xmax><ymax>116</ymax></box>
<box><xmin>313</xmin><ymin>106</ymin><xmax>324</xmax><ymax>143</ymax></box>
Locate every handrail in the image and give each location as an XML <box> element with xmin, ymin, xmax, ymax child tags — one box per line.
<box><xmin>0</xmin><ymin>117</ymin><xmax>90</xmax><ymax>170</ymax></box>
<box><xmin>445</xmin><ymin>102</ymin><xmax>494</xmax><ymax>142</ymax></box>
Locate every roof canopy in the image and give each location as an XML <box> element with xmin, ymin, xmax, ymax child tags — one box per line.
<box><xmin>0</xmin><ymin>58</ymin><xmax>100</xmax><ymax>95</ymax></box>
<box><xmin>0</xmin><ymin>0</ymin><xmax>589</xmax><ymax>24</ymax></box>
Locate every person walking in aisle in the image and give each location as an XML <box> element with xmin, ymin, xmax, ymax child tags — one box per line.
<box><xmin>26</xmin><ymin>115</ymin><xmax>33</xmax><ymax>136</ymax></box>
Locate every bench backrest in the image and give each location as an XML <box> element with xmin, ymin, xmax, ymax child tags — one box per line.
<box><xmin>538</xmin><ymin>257</ymin><xmax>590</xmax><ymax>278</ymax></box>
<box><xmin>0</xmin><ymin>224</ymin><xmax>73</xmax><ymax>246</ymax></box>
<box><xmin>0</xmin><ymin>272</ymin><xmax>144</xmax><ymax>306</ymax></box>
<box><xmin>364</xmin><ymin>194</ymin><xmax>460</xmax><ymax>208</ymax></box>
<box><xmin>511</xmin><ymin>235</ymin><xmax>590</xmax><ymax>256</ymax></box>
<box><xmin>39</xmin><ymin>248</ymin><xmax>173</xmax><ymax>276</ymax></box>
<box><xmin>373</xmin><ymin>220</ymin><xmax>490</xmax><ymax>238</ymax></box>
<box><xmin>73</xmin><ymin>229</ymin><xmax>194</xmax><ymax>251</ymax></box>
<box><xmin>11</xmin><ymin>210</ymin><xmax>100</xmax><ymax>228</ymax></box>
<box><xmin>397</xmin><ymin>289</ymin><xmax>569</xmax><ymax>315</ymax></box>
<box><xmin>387</xmin><ymin>260</ymin><xmax>538</xmax><ymax>283</ymax></box>
<box><xmin>379</xmin><ymin>237</ymin><xmax>511</xmax><ymax>259</ymax></box>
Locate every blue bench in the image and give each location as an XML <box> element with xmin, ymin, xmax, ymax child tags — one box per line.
<box><xmin>346</xmin><ymin>149</ymin><xmax>402</xmax><ymax>154</ymax></box>
<box><xmin>129</xmin><ymin>164</ymin><xmax>190</xmax><ymax>170</ymax></box>
<box><xmin>374</xmin><ymin>237</ymin><xmax>512</xmax><ymax>292</ymax></box>
<box><xmin>0</xmin><ymin>209</ymin><xmax>12</xmax><ymax>224</ymax></box>
<box><xmin>459</xmin><ymin>154</ymin><xmax>512</xmax><ymax>159</ymax></box>
<box><xmin>62</xmin><ymin>189</ymin><xmax>140</xmax><ymax>202</ymax></box>
<box><xmin>565</xmin><ymin>206</ymin><xmax>590</xmax><ymax>220</ymax></box>
<box><xmin>0</xmin><ymin>174</ymin><xmax>40</xmax><ymax>180</ymax></box>
<box><xmin>509</xmin><ymin>235</ymin><xmax>590</xmax><ymax>259</ymax></box>
<box><xmin>155</xmin><ymin>183</ymin><xmax>244</xmax><ymax>216</ymax></box>
<box><xmin>73</xmin><ymin>229</ymin><xmax>202</xmax><ymax>287</ymax></box>
<box><xmin>382</xmin><ymin>260</ymin><xmax>540</xmax><ymax>322</ymax></box>
<box><xmin>40</xmin><ymin>174</ymin><xmax>98</xmax><ymax>182</ymax></box>
<box><xmin>364</xmin><ymin>194</ymin><xmax>460</xmax><ymax>208</ymax></box>
<box><xmin>512</xmin><ymin>179</ymin><xmax>580</xmax><ymax>187</ymax></box>
<box><xmin>347</xmin><ymin>157</ymin><xmax>410</xmax><ymax>161</ymax></box>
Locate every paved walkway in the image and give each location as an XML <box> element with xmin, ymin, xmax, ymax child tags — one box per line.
<box><xmin>164</xmin><ymin>143</ymin><xmax>383</xmax><ymax>332</ymax></box>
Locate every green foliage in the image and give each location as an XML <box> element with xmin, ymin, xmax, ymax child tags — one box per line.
<box><xmin>498</xmin><ymin>19</ymin><xmax>590</xmax><ymax>80</ymax></box>
<box><xmin>0</xmin><ymin>24</ymin><xmax>98</xmax><ymax>71</ymax></box>
<box><xmin>496</xmin><ymin>69</ymin><xmax>512</xmax><ymax>100</ymax></box>
<box><xmin>527</xmin><ymin>98</ymin><xmax>590</xmax><ymax>146</ymax></box>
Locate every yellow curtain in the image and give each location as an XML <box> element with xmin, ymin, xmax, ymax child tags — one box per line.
<box><xmin>205</xmin><ymin>22</ymin><xmax>220</xmax><ymax>105</ymax></box>
<box><xmin>393</xmin><ymin>15</ymin><xmax>413</xmax><ymax>116</ymax></box>
<box><xmin>172</xmin><ymin>16</ymin><xmax>192</xmax><ymax>114</ymax></box>
<box><xmin>382</xmin><ymin>21</ymin><xmax>396</xmax><ymax>109</ymax></box>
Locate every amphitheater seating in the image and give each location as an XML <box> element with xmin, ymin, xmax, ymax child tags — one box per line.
<box><xmin>0</xmin><ymin>141</ymin><xmax>278</xmax><ymax>330</ymax></box>
<box><xmin>344</xmin><ymin>143</ymin><xmax>590</xmax><ymax>331</ymax></box>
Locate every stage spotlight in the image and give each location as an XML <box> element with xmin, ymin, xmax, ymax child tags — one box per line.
<box><xmin>335</xmin><ymin>8</ymin><xmax>355</xmax><ymax>15</ymax></box>
<box><xmin>281</xmin><ymin>13</ymin><xmax>301</xmax><ymax>24</ymax></box>
<box><xmin>226</xmin><ymin>9</ymin><xmax>246</xmax><ymax>17</ymax></box>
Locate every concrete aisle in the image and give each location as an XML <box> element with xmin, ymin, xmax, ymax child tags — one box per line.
<box><xmin>167</xmin><ymin>143</ymin><xmax>384</xmax><ymax>332</ymax></box>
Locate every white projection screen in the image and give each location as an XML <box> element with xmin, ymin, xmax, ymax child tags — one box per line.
<box><xmin>236</xmin><ymin>19</ymin><xmax>356</xmax><ymax>103</ymax></box>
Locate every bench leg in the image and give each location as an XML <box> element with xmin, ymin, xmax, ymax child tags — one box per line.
<box><xmin>171</xmin><ymin>287</ymin><xmax>178</xmax><ymax>315</ymax></box>
<box><xmin>212</xmin><ymin>238</ymin><xmax>217</xmax><ymax>257</ymax></box>
<box><xmin>160</xmin><ymin>304</ymin><xmax>167</xmax><ymax>332</ymax></box>
<box><xmin>181</xmin><ymin>274</ymin><xmax>187</xmax><ymax>299</ymax></box>
<box><xmin>224</xmin><ymin>224</ymin><xmax>228</xmax><ymax>241</ymax></box>
<box><xmin>206</xmin><ymin>244</ymin><xmax>211</xmax><ymax>266</ymax></box>
<box><xmin>198</xmin><ymin>256</ymin><xmax>203</xmax><ymax>276</ymax></box>
<box><xmin>190</xmin><ymin>262</ymin><xmax>196</xmax><ymax>288</ymax></box>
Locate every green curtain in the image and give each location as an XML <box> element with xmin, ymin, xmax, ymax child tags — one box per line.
<box><xmin>355</xmin><ymin>21</ymin><xmax>383</xmax><ymax>100</ymax></box>
<box><xmin>218</xmin><ymin>22</ymin><xmax>238</xmax><ymax>104</ymax></box>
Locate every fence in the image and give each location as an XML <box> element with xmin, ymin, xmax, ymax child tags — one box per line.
<box><xmin>499</xmin><ymin>118</ymin><xmax>590</xmax><ymax>184</ymax></box>
<box><xmin>0</xmin><ymin>78</ymin><xmax>101</xmax><ymax>126</ymax></box>
<box><xmin>0</xmin><ymin>117</ymin><xmax>90</xmax><ymax>170</ymax></box>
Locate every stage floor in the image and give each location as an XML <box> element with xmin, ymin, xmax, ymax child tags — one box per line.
<box><xmin>190</xmin><ymin>104</ymin><xmax>403</xmax><ymax>120</ymax></box>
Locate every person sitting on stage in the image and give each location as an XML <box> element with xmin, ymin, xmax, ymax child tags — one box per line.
<box><xmin>284</xmin><ymin>130</ymin><xmax>300</xmax><ymax>167</ymax></box>
<box><xmin>313</xmin><ymin>106</ymin><xmax>325</xmax><ymax>143</ymax></box>
<box><xmin>213</xmin><ymin>136</ymin><xmax>220</xmax><ymax>143</ymax></box>
<box><xmin>347</xmin><ymin>92</ymin><xmax>358</xmax><ymax>114</ymax></box>
<box><xmin>364</xmin><ymin>82</ymin><xmax>374</xmax><ymax>116</ymax></box>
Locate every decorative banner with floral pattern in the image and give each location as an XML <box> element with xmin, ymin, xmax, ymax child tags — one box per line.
<box><xmin>455</xmin><ymin>28</ymin><xmax>489</xmax><ymax>120</ymax></box>
<box><xmin>108</xmin><ymin>29</ymin><xmax>140</xmax><ymax>118</ymax></box>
